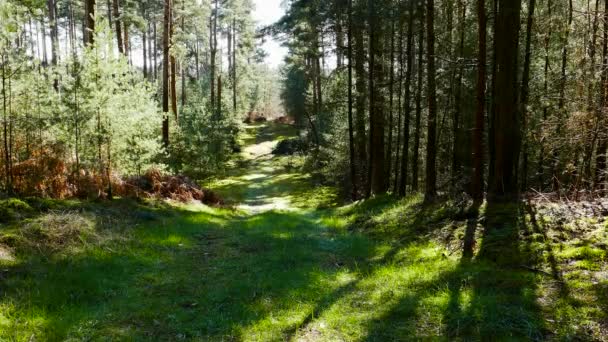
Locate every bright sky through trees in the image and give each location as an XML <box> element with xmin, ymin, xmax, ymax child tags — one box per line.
<box><xmin>254</xmin><ymin>0</ymin><xmax>288</xmax><ymax>68</ymax></box>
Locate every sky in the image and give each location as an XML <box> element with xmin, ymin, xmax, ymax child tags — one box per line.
<box><xmin>253</xmin><ymin>0</ymin><xmax>289</xmax><ymax>69</ymax></box>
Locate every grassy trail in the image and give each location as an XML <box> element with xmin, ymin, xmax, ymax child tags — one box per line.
<box><xmin>1</xmin><ymin>123</ymin><xmax>605</xmax><ymax>341</ymax></box>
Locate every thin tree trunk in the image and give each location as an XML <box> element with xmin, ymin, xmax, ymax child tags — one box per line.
<box><xmin>424</xmin><ymin>0</ymin><xmax>438</xmax><ymax>202</ymax></box>
<box><xmin>162</xmin><ymin>0</ymin><xmax>171</xmax><ymax>146</ymax></box>
<box><xmin>472</xmin><ymin>0</ymin><xmax>487</xmax><ymax>203</ymax></box>
<box><xmin>347</xmin><ymin>0</ymin><xmax>357</xmax><ymax>200</ymax></box>
<box><xmin>142</xmin><ymin>5</ymin><xmax>148</xmax><ymax>79</ymax></box>
<box><xmin>451</xmin><ymin>0</ymin><xmax>466</xmax><ymax>188</ymax></box>
<box><xmin>368</xmin><ymin>0</ymin><xmax>387</xmax><ymax>196</ymax></box>
<box><xmin>399</xmin><ymin>1</ymin><xmax>414</xmax><ymax>196</ymax></box>
<box><xmin>596</xmin><ymin>0</ymin><xmax>608</xmax><ymax>188</ymax></box>
<box><xmin>519</xmin><ymin>0</ymin><xmax>536</xmax><ymax>192</ymax></box>
<box><xmin>48</xmin><ymin>0</ymin><xmax>60</xmax><ymax>63</ymax></box>
<box><xmin>412</xmin><ymin>4</ymin><xmax>425</xmax><ymax>192</ymax></box>
<box><xmin>538</xmin><ymin>0</ymin><xmax>552</xmax><ymax>190</ymax></box>
<box><xmin>170</xmin><ymin>2</ymin><xmax>178</xmax><ymax>122</ymax></box>
<box><xmin>552</xmin><ymin>0</ymin><xmax>573</xmax><ymax>190</ymax></box>
<box><xmin>386</xmin><ymin>13</ymin><xmax>396</xmax><ymax>182</ymax></box>
<box><xmin>354</xmin><ymin>2</ymin><xmax>367</xmax><ymax>195</ymax></box>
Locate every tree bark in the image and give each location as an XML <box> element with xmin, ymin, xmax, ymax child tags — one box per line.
<box><xmin>399</xmin><ymin>1</ymin><xmax>414</xmax><ymax>197</ymax></box>
<box><xmin>519</xmin><ymin>0</ymin><xmax>536</xmax><ymax>192</ymax></box>
<box><xmin>368</xmin><ymin>0</ymin><xmax>387</xmax><ymax>196</ymax></box>
<box><xmin>347</xmin><ymin>0</ymin><xmax>358</xmax><ymax>200</ymax></box>
<box><xmin>162</xmin><ymin>0</ymin><xmax>171</xmax><ymax>146</ymax></box>
<box><xmin>354</xmin><ymin>1</ymin><xmax>367</xmax><ymax>195</ymax></box>
<box><xmin>84</xmin><ymin>0</ymin><xmax>95</xmax><ymax>46</ymax></box>
<box><xmin>113</xmin><ymin>0</ymin><xmax>124</xmax><ymax>54</ymax></box>
<box><xmin>471</xmin><ymin>0</ymin><xmax>487</xmax><ymax>203</ymax></box>
<box><xmin>424</xmin><ymin>0</ymin><xmax>438</xmax><ymax>202</ymax></box>
<box><xmin>488</xmin><ymin>0</ymin><xmax>522</xmax><ymax>203</ymax></box>
<box><xmin>412</xmin><ymin>3</ymin><xmax>425</xmax><ymax>192</ymax></box>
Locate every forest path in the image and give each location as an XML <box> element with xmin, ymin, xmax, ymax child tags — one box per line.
<box><xmin>208</xmin><ymin>122</ymin><xmax>337</xmax><ymax>213</ymax></box>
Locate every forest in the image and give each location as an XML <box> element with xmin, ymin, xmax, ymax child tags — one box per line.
<box><xmin>1</xmin><ymin>0</ymin><xmax>608</xmax><ymax>340</ymax></box>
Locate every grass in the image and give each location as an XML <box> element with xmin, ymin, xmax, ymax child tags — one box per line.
<box><xmin>0</xmin><ymin>122</ymin><xmax>606</xmax><ymax>341</ymax></box>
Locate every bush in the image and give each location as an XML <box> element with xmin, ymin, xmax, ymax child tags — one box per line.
<box><xmin>272</xmin><ymin>138</ymin><xmax>307</xmax><ymax>156</ymax></box>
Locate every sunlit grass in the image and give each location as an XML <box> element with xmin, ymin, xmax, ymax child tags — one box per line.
<box><xmin>1</xmin><ymin>123</ymin><xmax>606</xmax><ymax>340</ymax></box>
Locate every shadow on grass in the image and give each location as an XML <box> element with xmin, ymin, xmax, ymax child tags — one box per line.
<box><xmin>360</xmin><ymin>201</ymin><xmax>548</xmax><ymax>340</ymax></box>
<box><xmin>0</xmin><ymin>199</ymin><xmax>379</xmax><ymax>341</ymax></box>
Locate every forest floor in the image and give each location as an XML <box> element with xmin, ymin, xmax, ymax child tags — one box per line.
<box><xmin>1</xmin><ymin>123</ymin><xmax>607</xmax><ymax>341</ymax></box>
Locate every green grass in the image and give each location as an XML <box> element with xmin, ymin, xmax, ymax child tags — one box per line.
<box><xmin>1</xmin><ymin>123</ymin><xmax>607</xmax><ymax>341</ymax></box>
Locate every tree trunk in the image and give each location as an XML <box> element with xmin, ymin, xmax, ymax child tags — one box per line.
<box><xmin>210</xmin><ymin>0</ymin><xmax>218</xmax><ymax>111</ymax></box>
<box><xmin>347</xmin><ymin>0</ymin><xmax>358</xmax><ymax>200</ymax></box>
<box><xmin>519</xmin><ymin>0</ymin><xmax>536</xmax><ymax>192</ymax></box>
<box><xmin>552</xmin><ymin>0</ymin><xmax>573</xmax><ymax>190</ymax></box>
<box><xmin>113</xmin><ymin>0</ymin><xmax>124</xmax><ymax>54</ymax></box>
<box><xmin>162</xmin><ymin>0</ymin><xmax>171</xmax><ymax>146</ymax></box>
<box><xmin>142</xmin><ymin>5</ymin><xmax>148</xmax><ymax>79</ymax></box>
<box><xmin>368</xmin><ymin>0</ymin><xmax>387</xmax><ymax>196</ymax></box>
<box><xmin>412</xmin><ymin>3</ymin><xmax>425</xmax><ymax>192</ymax></box>
<box><xmin>471</xmin><ymin>0</ymin><xmax>487</xmax><ymax>203</ymax></box>
<box><xmin>451</xmin><ymin>0</ymin><xmax>466</xmax><ymax>188</ymax></box>
<box><xmin>48</xmin><ymin>0</ymin><xmax>60</xmax><ymax>62</ymax></box>
<box><xmin>354</xmin><ymin>1</ymin><xmax>367</xmax><ymax>195</ymax></box>
<box><xmin>538</xmin><ymin>0</ymin><xmax>552</xmax><ymax>190</ymax></box>
<box><xmin>596</xmin><ymin>0</ymin><xmax>608</xmax><ymax>189</ymax></box>
<box><xmin>424</xmin><ymin>0</ymin><xmax>438</xmax><ymax>202</ymax></box>
<box><xmin>399</xmin><ymin>1</ymin><xmax>414</xmax><ymax>196</ymax></box>
<box><xmin>232</xmin><ymin>17</ymin><xmax>237</xmax><ymax>113</ymax></box>
<box><xmin>170</xmin><ymin>2</ymin><xmax>178</xmax><ymax>122</ymax></box>
<box><xmin>84</xmin><ymin>0</ymin><xmax>95</xmax><ymax>46</ymax></box>
<box><xmin>488</xmin><ymin>0</ymin><xmax>522</xmax><ymax>203</ymax></box>
<box><xmin>386</xmin><ymin>13</ymin><xmax>396</xmax><ymax>182</ymax></box>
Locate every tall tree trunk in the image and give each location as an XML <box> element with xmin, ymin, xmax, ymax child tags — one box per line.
<box><xmin>394</xmin><ymin>16</ymin><xmax>405</xmax><ymax>193</ymax></box>
<box><xmin>488</xmin><ymin>0</ymin><xmax>498</xmax><ymax>188</ymax></box>
<box><xmin>162</xmin><ymin>0</ymin><xmax>171</xmax><ymax>146</ymax></box>
<box><xmin>48</xmin><ymin>0</ymin><xmax>60</xmax><ymax>63</ymax></box>
<box><xmin>142</xmin><ymin>7</ymin><xmax>148</xmax><ymax>79</ymax></box>
<box><xmin>347</xmin><ymin>0</ymin><xmax>357</xmax><ymax>200</ymax></box>
<box><xmin>488</xmin><ymin>0</ymin><xmax>522</xmax><ymax>203</ymax></box>
<box><xmin>584</xmin><ymin>0</ymin><xmax>600</xmax><ymax>183</ymax></box>
<box><xmin>451</xmin><ymin>0</ymin><xmax>466</xmax><ymax>188</ymax></box>
<box><xmin>113</xmin><ymin>0</ymin><xmax>124</xmax><ymax>54</ymax></box>
<box><xmin>154</xmin><ymin>21</ymin><xmax>158</xmax><ymax>80</ymax></box>
<box><xmin>210</xmin><ymin>0</ymin><xmax>218</xmax><ymax>111</ymax></box>
<box><xmin>412</xmin><ymin>3</ymin><xmax>425</xmax><ymax>192</ymax></box>
<box><xmin>399</xmin><ymin>1</ymin><xmax>414</xmax><ymax>196</ymax></box>
<box><xmin>471</xmin><ymin>0</ymin><xmax>487</xmax><ymax>203</ymax></box>
<box><xmin>368</xmin><ymin>0</ymin><xmax>387</xmax><ymax>196</ymax></box>
<box><xmin>170</xmin><ymin>2</ymin><xmax>178</xmax><ymax>122</ymax></box>
<box><xmin>538</xmin><ymin>0</ymin><xmax>552</xmax><ymax>190</ymax></box>
<box><xmin>424</xmin><ymin>0</ymin><xmax>438</xmax><ymax>202</ymax></box>
<box><xmin>354</xmin><ymin>2</ymin><xmax>367</xmax><ymax>195</ymax></box>
<box><xmin>124</xmin><ymin>24</ymin><xmax>131</xmax><ymax>62</ymax></box>
<box><xmin>553</xmin><ymin>0</ymin><xmax>573</xmax><ymax>190</ymax></box>
<box><xmin>596</xmin><ymin>0</ymin><xmax>608</xmax><ymax>189</ymax></box>
<box><xmin>519</xmin><ymin>0</ymin><xmax>536</xmax><ymax>192</ymax></box>
<box><xmin>386</xmin><ymin>13</ymin><xmax>396</xmax><ymax>182</ymax></box>
<box><xmin>84</xmin><ymin>0</ymin><xmax>95</xmax><ymax>46</ymax></box>
<box><xmin>232</xmin><ymin>17</ymin><xmax>237</xmax><ymax>113</ymax></box>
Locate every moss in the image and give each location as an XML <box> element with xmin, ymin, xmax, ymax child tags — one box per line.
<box><xmin>0</xmin><ymin>198</ymin><xmax>33</xmax><ymax>223</ymax></box>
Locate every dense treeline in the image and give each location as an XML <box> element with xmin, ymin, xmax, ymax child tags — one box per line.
<box><xmin>275</xmin><ymin>0</ymin><xmax>608</xmax><ymax>204</ymax></box>
<box><xmin>0</xmin><ymin>0</ymin><xmax>278</xmax><ymax>198</ymax></box>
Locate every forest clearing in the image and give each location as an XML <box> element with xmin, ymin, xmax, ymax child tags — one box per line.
<box><xmin>2</xmin><ymin>0</ymin><xmax>608</xmax><ymax>340</ymax></box>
